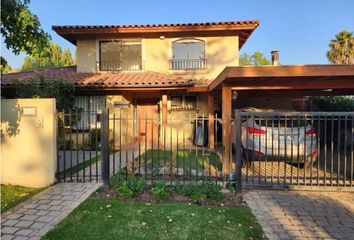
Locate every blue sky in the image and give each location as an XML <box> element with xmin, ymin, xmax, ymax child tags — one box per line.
<box><xmin>2</xmin><ymin>0</ymin><xmax>354</xmax><ymax>68</ymax></box>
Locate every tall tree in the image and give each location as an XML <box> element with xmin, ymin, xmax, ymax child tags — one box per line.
<box><xmin>239</xmin><ymin>51</ymin><xmax>272</xmax><ymax>65</ymax></box>
<box><xmin>327</xmin><ymin>31</ymin><xmax>354</xmax><ymax>64</ymax></box>
<box><xmin>1</xmin><ymin>0</ymin><xmax>50</xmax><ymax>58</ymax></box>
<box><xmin>21</xmin><ymin>42</ymin><xmax>75</xmax><ymax>71</ymax></box>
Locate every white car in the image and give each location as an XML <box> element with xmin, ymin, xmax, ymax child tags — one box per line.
<box><xmin>240</xmin><ymin>108</ymin><xmax>318</xmax><ymax>168</ymax></box>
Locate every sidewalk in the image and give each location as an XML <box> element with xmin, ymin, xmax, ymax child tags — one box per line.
<box><xmin>1</xmin><ymin>183</ymin><xmax>102</xmax><ymax>240</ymax></box>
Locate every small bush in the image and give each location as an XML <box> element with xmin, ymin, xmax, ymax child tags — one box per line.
<box><xmin>175</xmin><ymin>181</ymin><xmax>223</xmax><ymax>200</ymax></box>
<box><xmin>151</xmin><ymin>181</ymin><xmax>169</xmax><ymax>199</ymax></box>
<box><xmin>117</xmin><ymin>182</ymin><xmax>134</xmax><ymax>197</ymax></box>
<box><xmin>178</xmin><ymin>183</ymin><xmax>199</xmax><ymax>197</ymax></box>
<box><xmin>200</xmin><ymin>181</ymin><xmax>223</xmax><ymax>200</ymax></box>
<box><xmin>109</xmin><ymin>173</ymin><xmax>146</xmax><ymax>197</ymax></box>
<box><xmin>191</xmin><ymin>192</ymin><xmax>207</xmax><ymax>204</ymax></box>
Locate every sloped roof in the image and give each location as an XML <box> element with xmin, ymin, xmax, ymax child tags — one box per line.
<box><xmin>1</xmin><ymin>66</ymin><xmax>195</xmax><ymax>88</ymax></box>
<box><xmin>52</xmin><ymin>20</ymin><xmax>260</xmax><ymax>48</ymax></box>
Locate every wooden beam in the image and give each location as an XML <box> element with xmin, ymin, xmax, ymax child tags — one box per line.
<box><xmin>208</xmin><ymin>92</ymin><xmax>215</xmax><ymax>150</ymax></box>
<box><xmin>230</xmin><ymin>77</ymin><xmax>354</xmax><ymax>90</ymax></box>
<box><xmin>222</xmin><ymin>85</ymin><xmax>232</xmax><ymax>175</ymax></box>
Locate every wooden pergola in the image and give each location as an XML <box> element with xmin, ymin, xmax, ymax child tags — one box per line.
<box><xmin>207</xmin><ymin>64</ymin><xmax>354</xmax><ymax>174</ymax></box>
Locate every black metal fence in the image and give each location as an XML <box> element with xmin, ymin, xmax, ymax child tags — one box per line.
<box><xmin>56</xmin><ymin>109</ymin><xmax>234</xmax><ymax>185</ymax></box>
<box><xmin>234</xmin><ymin>110</ymin><xmax>354</xmax><ymax>190</ymax></box>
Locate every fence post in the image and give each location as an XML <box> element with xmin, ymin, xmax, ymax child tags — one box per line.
<box><xmin>235</xmin><ymin>109</ymin><xmax>242</xmax><ymax>193</ymax></box>
<box><xmin>101</xmin><ymin>108</ymin><xmax>110</xmax><ymax>186</ymax></box>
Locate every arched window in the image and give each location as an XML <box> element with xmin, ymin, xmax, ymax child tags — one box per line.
<box><xmin>171</xmin><ymin>39</ymin><xmax>206</xmax><ymax>70</ymax></box>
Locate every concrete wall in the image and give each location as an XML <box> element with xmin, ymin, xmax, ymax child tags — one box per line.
<box><xmin>1</xmin><ymin>99</ymin><xmax>57</xmax><ymax>188</ymax></box>
<box><xmin>76</xmin><ymin>36</ymin><xmax>239</xmax><ymax>82</ymax></box>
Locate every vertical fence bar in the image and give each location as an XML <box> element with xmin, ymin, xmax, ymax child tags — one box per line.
<box><xmin>157</xmin><ymin>114</ymin><xmax>160</xmax><ymax>179</ymax></box>
<box><xmin>283</xmin><ymin>115</ymin><xmax>287</xmax><ymax>185</ymax></box>
<box><xmin>297</xmin><ymin>115</ymin><xmax>300</xmax><ymax>186</ymax></box>
<box><xmin>101</xmin><ymin>108</ymin><xmax>110</xmax><ymax>186</ymax></box>
<box><xmin>331</xmin><ymin>115</ymin><xmax>334</xmax><ymax>186</ymax></box>
<box><xmin>351</xmin><ymin>115</ymin><xmax>353</xmax><ymax>187</ymax></box>
<box><xmin>310</xmin><ymin>116</ymin><xmax>314</xmax><ymax>186</ymax></box>
<box><xmin>337</xmin><ymin>116</ymin><xmax>341</xmax><ymax>186</ymax></box>
<box><xmin>215</xmin><ymin>113</ymin><xmax>218</xmax><ymax>183</ymax></box>
<box><xmin>82</xmin><ymin>111</ymin><xmax>85</xmax><ymax>182</ymax></box>
<box><xmin>138</xmin><ymin>116</ymin><xmax>141</xmax><ymax>176</ymax></box>
<box><xmin>202</xmin><ymin>114</ymin><xmax>205</xmax><ymax>180</ymax></box>
<box><xmin>113</xmin><ymin>113</ymin><xmax>116</xmax><ymax>175</ymax></box>
<box><xmin>119</xmin><ymin>109</ymin><xmax>122</xmax><ymax>173</ymax></box>
<box><xmin>235</xmin><ymin>110</ymin><xmax>242</xmax><ymax>193</ymax></box>
<box><xmin>144</xmin><ymin>113</ymin><xmax>147</xmax><ymax>181</ymax></box>
<box><xmin>95</xmin><ymin>114</ymin><xmax>98</xmax><ymax>181</ymax></box>
<box><xmin>183</xmin><ymin>117</ymin><xmax>186</xmax><ymax>183</ymax></box>
<box><xmin>88</xmin><ymin>110</ymin><xmax>92</xmax><ymax>181</ymax></box>
<box><xmin>344</xmin><ymin>116</ymin><xmax>347</xmax><ymax>187</ymax></box>
<box><xmin>324</xmin><ymin>115</ymin><xmax>327</xmax><ymax>186</ymax></box>
<box><xmin>151</xmin><ymin>113</ymin><xmax>154</xmax><ymax>183</ymax></box>
<box><xmin>62</xmin><ymin>110</ymin><xmax>66</xmax><ymax>182</ymax></box>
<box><xmin>317</xmin><ymin>116</ymin><xmax>321</xmax><ymax>186</ymax></box>
<box><xmin>76</xmin><ymin>109</ymin><xmax>79</xmax><ymax>181</ymax></box>
<box><xmin>290</xmin><ymin>117</ymin><xmax>293</xmax><ymax>185</ymax></box>
<box><xmin>69</xmin><ymin>110</ymin><xmax>73</xmax><ymax>182</ymax></box>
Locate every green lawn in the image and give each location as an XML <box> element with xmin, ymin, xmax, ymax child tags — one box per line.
<box><xmin>135</xmin><ymin>149</ymin><xmax>222</xmax><ymax>172</ymax></box>
<box><xmin>43</xmin><ymin>198</ymin><xmax>264</xmax><ymax>240</ymax></box>
<box><xmin>1</xmin><ymin>184</ymin><xmax>43</xmax><ymax>212</ymax></box>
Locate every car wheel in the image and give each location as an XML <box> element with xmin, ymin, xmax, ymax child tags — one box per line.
<box><xmin>299</xmin><ymin>156</ymin><xmax>317</xmax><ymax>169</ymax></box>
<box><xmin>241</xmin><ymin>147</ymin><xmax>253</xmax><ymax>168</ymax></box>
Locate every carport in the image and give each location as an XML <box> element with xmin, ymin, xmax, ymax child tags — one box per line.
<box><xmin>207</xmin><ymin>64</ymin><xmax>354</xmax><ymax>176</ymax></box>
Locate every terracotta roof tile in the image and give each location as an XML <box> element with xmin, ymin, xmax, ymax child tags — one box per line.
<box><xmin>52</xmin><ymin>20</ymin><xmax>260</xmax><ymax>30</ymax></box>
<box><xmin>1</xmin><ymin>66</ymin><xmax>195</xmax><ymax>88</ymax></box>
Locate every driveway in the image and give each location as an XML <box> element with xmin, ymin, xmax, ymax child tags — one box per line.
<box><xmin>244</xmin><ymin>190</ymin><xmax>354</xmax><ymax>240</ymax></box>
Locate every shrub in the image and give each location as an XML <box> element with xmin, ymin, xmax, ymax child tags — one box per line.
<box><xmin>200</xmin><ymin>181</ymin><xmax>223</xmax><ymax>200</ymax></box>
<box><xmin>109</xmin><ymin>173</ymin><xmax>146</xmax><ymax>197</ymax></box>
<box><xmin>191</xmin><ymin>192</ymin><xmax>207</xmax><ymax>204</ymax></box>
<box><xmin>178</xmin><ymin>183</ymin><xmax>199</xmax><ymax>197</ymax></box>
<box><xmin>175</xmin><ymin>181</ymin><xmax>223</xmax><ymax>200</ymax></box>
<box><xmin>151</xmin><ymin>181</ymin><xmax>169</xmax><ymax>199</ymax></box>
<box><xmin>117</xmin><ymin>182</ymin><xmax>134</xmax><ymax>197</ymax></box>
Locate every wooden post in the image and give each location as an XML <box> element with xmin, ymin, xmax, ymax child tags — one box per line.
<box><xmin>208</xmin><ymin>92</ymin><xmax>215</xmax><ymax>150</ymax></box>
<box><xmin>162</xmin><ymin>94</ymin><xmax>168</xmax><ymax>126</ymax></box>
<box><xmin>222</xmin><ymin>85</ymin><xmax>232</xmax><ymax>175</ymax></box>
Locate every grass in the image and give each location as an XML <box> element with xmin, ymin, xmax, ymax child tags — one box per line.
<box><xmin>135</xmin><ymin>149</ymin><xmax>222</xmax><ymax>172</ymax></box>
<box><xmin>1</xmin><ymin>184</ymin><xmax>43</xmax><ymax>212</ymax></box>
<box><xmin>43</xmin><ymin>198</ymin><xmax>264</xmax><ymax>240</ymax></box>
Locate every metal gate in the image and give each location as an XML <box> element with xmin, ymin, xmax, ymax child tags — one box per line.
<box><xmin>234</xmin><ymin>110</ymin><xmax>354</xmax><ymax>190</ymax></box>
<box><xmin>56</xmin><ymin>110</ymin><xmax>102</xmax><ymax>182</ymax></box>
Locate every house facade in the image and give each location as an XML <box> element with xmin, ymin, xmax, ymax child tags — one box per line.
<box><xmin>2</xmin><ymin>20</ymin><xmax>354</xmax><ymax>175</ymax></box>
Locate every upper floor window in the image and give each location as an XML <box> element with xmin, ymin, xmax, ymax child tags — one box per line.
<box><xmin>170</xmin><ymin>39</ymin><xmax>207</xmax><ymax>70</ymax></box>
<box><xmin>99</xmin><ymin>40</ymin><xmax>142</xmax><ymax>71</ymax></box>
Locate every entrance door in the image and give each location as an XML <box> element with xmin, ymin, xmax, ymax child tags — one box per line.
<box><xmin>136</xmin><ymin>99</ymin><xmax>159</xmax><ymax>142</ymax></box>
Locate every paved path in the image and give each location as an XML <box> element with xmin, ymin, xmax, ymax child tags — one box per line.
<box><xmin>1</xmin><ymin>183</ymin><xmax>102</xmax><ymax>240</ymax></box>
<box><xmin>244</xmin><ymin>190</ymin><xmax>354</xmax><ymax>240</ymax></box>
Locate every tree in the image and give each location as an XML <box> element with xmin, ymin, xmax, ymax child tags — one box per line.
<box><xmin>1</xmin><ymin>0</ymin><xmax>50</xmax><ymax>58</ymax></box>
<box><xmin>21</xmin><ymin>42</ymin><xmax>75</xmax><ymax>71</ymax></box>
<box><xmin>327</xmin><ymin>31</ymin><xmax>354</xmax><ymax>64</ymax></box>
<box><xmin>239</xmin><ymin>51</ymin><xmax>272</xmax><ymax>65</ymax></box>
<box><xmin>1</xmin><ymin>57</ymin><xmax>12</xmax><ymax>73</ymax></box>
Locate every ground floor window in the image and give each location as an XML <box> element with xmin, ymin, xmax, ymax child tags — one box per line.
<box><xmin>170</xmin><ymin>94</ymin><xmax>197</xmax><ymax>111</ymax></box>
<box><xmin>74</xmin><ymin>96</ymin><xmax>106</xmax><ymax>130</ymax></box>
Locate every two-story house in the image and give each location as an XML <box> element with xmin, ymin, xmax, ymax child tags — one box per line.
<box><xmin>2</xmin><ymin>20</ymin><xmax>354</xmax><ymax>175</ymax></box>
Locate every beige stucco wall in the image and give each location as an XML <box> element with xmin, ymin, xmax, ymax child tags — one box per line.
<box><xmin>77</xmin><ymin>40</ymin><xmax>96</xmax><ymax>73</ymax></box>
<box><xmin>76</xmin><ymin>36</ymin><xmax>239</xmax><ymax>81</ymax></box>
<box><xmin>1</xmin><ymin>99</ymin><xmax>57</xmax><ymax>188</ymax></box>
